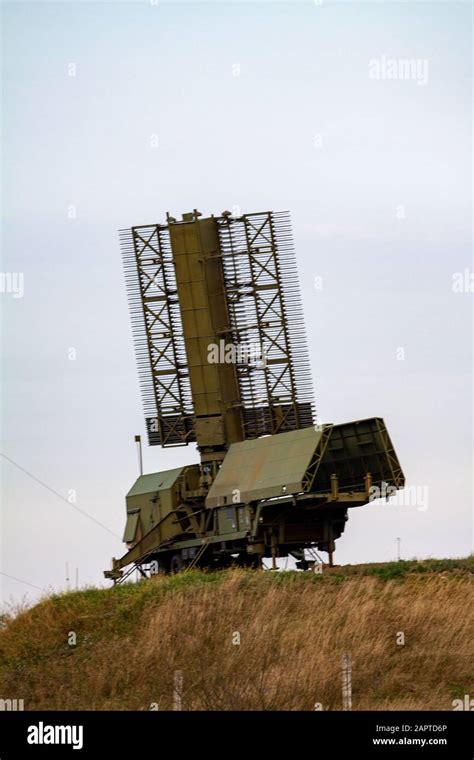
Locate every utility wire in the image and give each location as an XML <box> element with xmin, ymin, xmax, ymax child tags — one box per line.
<box><xmin>0</xmin><ymin>452</ymin><xmax>121</xmax><ymax>539</ymax></box>
<box><xmin>0</xmin><ymin>571</ymin><xmax>47</xmax><ymax>593</ymax></box>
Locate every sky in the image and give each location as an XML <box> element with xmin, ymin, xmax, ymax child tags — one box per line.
<box><xmin>1</xmin><ymin>0</ymin><xmax>472</xmax><ymax>607</ymax></box>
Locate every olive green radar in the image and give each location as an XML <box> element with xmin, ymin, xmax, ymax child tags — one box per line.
<box><xmin>104</xmin><ymin>210</ymin><xmax>404</xmax><ymax>580</ymax></box>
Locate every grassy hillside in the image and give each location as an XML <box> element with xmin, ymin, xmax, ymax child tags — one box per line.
<box><xmin>1</xmin><ymin>558</ymin><xmax>473</xmax><ymax>711</ymax></box>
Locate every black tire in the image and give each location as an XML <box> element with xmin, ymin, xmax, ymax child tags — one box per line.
<box><xmin>170</xmin><ymin>554</ymin><xmax>184</xmax><ymax>574</ymax></box>
<box><xmin>239</xmin><ymin>555</ymin><xmax>261</xmax><ymax>569</ymax></box>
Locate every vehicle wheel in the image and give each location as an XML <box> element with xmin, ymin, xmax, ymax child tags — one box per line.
<box><xmin>239</xmin><ymin>555</ymin><xmax>261</xmax><ymax>569</ymax></box>
<box><xmin>170</xmin><ymin>554</ymin><xmax>184</xmax><ymax>574</ymax></box>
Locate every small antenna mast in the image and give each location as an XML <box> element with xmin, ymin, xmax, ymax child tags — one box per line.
<box><xmin>135</xmin><ymin>435</ymin><xmax>143</xmax><ymax>476</ymax></box>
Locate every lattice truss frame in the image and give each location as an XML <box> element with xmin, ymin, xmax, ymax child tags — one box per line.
<box><xmin>120</xmin><ymin>225</ymin><xmax>195</xmax><ymax>446</ymax></box>
<box><xmin>120</xmin><ymin>211</ymin><xmax>316</xmax><ymax>447</ymax></box>
<box><xmin>217</xmin><ymin>211</ymin><xmax>316</xmax><ymax>437</ymax></box>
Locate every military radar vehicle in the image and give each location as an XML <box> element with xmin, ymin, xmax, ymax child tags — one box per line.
<box><xmin>104</xmin><ymin>210</ymin><xmax>404</xmax><ymax>581</ymax></box>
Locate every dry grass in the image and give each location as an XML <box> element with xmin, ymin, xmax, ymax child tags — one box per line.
<box><xmin>0</xmin><ymin>559</ymin><xmax>473</xmax><ymax>711</ymax></box>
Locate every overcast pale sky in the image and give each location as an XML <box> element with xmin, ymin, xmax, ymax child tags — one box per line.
<box><xmin>1</xmin><ymin>0</ymin><xmax>472</xmax><ymax>606</ymax></box>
